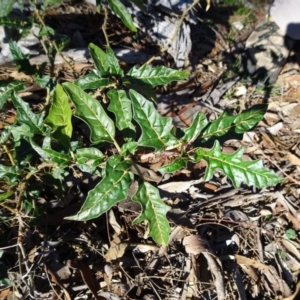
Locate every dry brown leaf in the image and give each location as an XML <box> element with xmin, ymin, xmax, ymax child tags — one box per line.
<box><xmin>281</xmin><ymin>239</ymin><xmax>300</xmax><ymax>261</ymax></box>
<box><xmin>0</xmin><ymin>288</ymin><xmax>11</xmax><ymax>299</ymax></box>
<box><xmin>286</xmin><ymin>152</ymin><xmax>300</xmax><ymax>167</ymax></box>
<box><xmin>135</xmin><ymin>244</ymin><xmax>159</xmax><ymax>253</ymax></box>
<box><xmin>0</xmin><ymin>114</ymin><xmax>16</xmax><ymax>129</ymax></box>
<box><xmin>277</xmin><ymin>73</ymin><xmax>300</xmax><ymax>83</ymax></box>
<box><xmin>203</xmin><ymin>182</ymin><xmax>219</xmax><ymax>191</ymax></box>
<box><xmin>291</xmin><ymin>104</ymin><xmax>300</xmax><ymax>118</ymax></box>
<box><xmin>234</xmin><ymin>85</ymin><xmax>247</xmax><ymax>97</ymax></box>
<box><xmin>285</xmin><ymin>212</ymin><xmax>300</xmax><ymax>231</ymax></box>
<box><xmin>44</xmin><ymin>264</ymin><xmax>72</xmax><ymax>300</ymax></box>
<box><xmin>280</xmin><ymin>103</ymin><xmax>299</xmax><ymax>116</ymax></box>
<box><xmin>202</xmin><ymin>252</ymin><xmax>225</xmax><ymax>300</ymax></box>
<box><xmin>109</xmin><ymin>210</ymin><xmax>122</xmax><ymax>234</ymax></box>
<box><xmin>131</xmin><ymin>164</ymin><xmax>161</xmax><ymax>183</ymax></box>
<box><xmin>158</xmin><ymin>179</ymin><xmax>202</xmax><ymax>193</ymax></box>
<box><xmin>99</xmin><ymin>292</ymin><xmax>121</xmax><ymax>300</ymax></box>
<box><xmin>183</xmin><ymin>235</ymin><xmax>208</xmax><ymax>255</ymax></box>
<box><xmin>234</xmin><ymin>254</ymin><xmax>269</xmax><ymax>271</ymax></box>
<box><xmin>267</xmin><ymin>122</ymin><xmax>283</xmax><ymax>135</ymax></box>
<box><xmin>104</xmin><ymin>235</ymin><xmax>128</xmax><ymax>262</ymax></box>
<box><xmin>264</xmin><ymin>112</ymin><xmax>281</xmax><ymax>126</ymax></box>
<box><xmin>28</xmin><ymin>246</ymin><xmax>38</xmax><ymax>263</ymax></box>
<box><xmin>264</xmin><ymin>265</ymin><xmax>292</xmax><ymax>297</ymax></box>
<box><xmin>67</xmin><ymin>259</ymin><xmax>104</xmax><ymax>300</ymax></box>
<box><xmin>274</xmin><ymin>191</ymin><xmax>298</xmax><ymax>219</ymax></box>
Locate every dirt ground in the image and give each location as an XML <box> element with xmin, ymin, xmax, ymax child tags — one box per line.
<box><xmin>1</xmin><ymin>1</ymin><xmax>300</xmax><ymax>299</ymax></box>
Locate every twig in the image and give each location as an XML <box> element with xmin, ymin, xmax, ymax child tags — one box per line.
<box><xmin>67</xmin><ymin>260</ymin><xmax>103</xmax><ymax>300</ymax></box>
<box><xmin>181</xmin><ymin>255</ymin><xmax>191</xmax><ymax>300</ymax></box>
<box><xmin>44</xmin><ymin>264</ymin><xmax>66</xmax><ymax>300</ymax></box>
<box><xmin>202</xmin><ymin>252</ymin><xmax>225</xmax><ymax>300</ymax></box>
<box><xmin>3</xmin><ymin>145</ymin><xmax>15</xmax><ymax>166</ymax></box>
<box><xmin>102</xmin><ymin>6</ymin><xmax>110</xmax><ymax>47</ymax></box>
<box><xmin>16</xmin><ymin>214</ymin><xmax>34</xmax><ymax>295</ymax></box>
<box><xmin>255</xmin><ymin>219</ymin><xmax>264</xmax><ymax>262</ymax></box>
<box><xmin>132</xmin><ymin>252</ymin><xmax>162</xmax><ymax>300</ymax></box>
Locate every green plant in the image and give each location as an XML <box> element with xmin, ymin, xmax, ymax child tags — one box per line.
<box><xmin>0</xmin><ymin>41</ymin><xmax>282</xmax><ymax>245</ymax></box>
<box><xmin>286</xmin><ymin>228</ymin><xmax>296</xmax><ymax>240</ymax></box>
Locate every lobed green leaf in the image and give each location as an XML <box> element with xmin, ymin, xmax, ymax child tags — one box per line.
<box><xmin>108</xmin><ymin>0</ymin><xmax>137</xmax><ymax>32</ymax></box>
<box><xmin>158</xmin><ymin>157</ymin><xmax>189</xmax><ymax>173</ymax></box>
<box><xmin>9</xmin><ymin>41</ymin><xmax>37</xmax><ymax>74</ymax></box>
<box><xmin>123</xmin><ymin>77</ymin><xmax>157</xmax><ymax>103</ymax></box>
<box><xmin>0</xmin><ymin>165</ymin><xmax>21</xmax><ymax>183</ymax></box>
<box><xmin>11</xmin><ymin>124</ymin><xmax>34</xmax><ymax>143</ymax></box>
<box><xmin>65</xmin><ymin>155</ymin><xmax>134</xmax><ymax>221</ymax></box>
<box><xmin>0</xmin><ymin>191</ymin><xmax>13</xmax><ymax>202</ymax></box>
<box><xmin>0</xmin><ymin>125</ymin><xmax>13</xmax><ymax>145</ymax></box>
<box><xmin>75</xmin><ymin>147</ymin><xmax>103</xmax><ymax>173</ymax></box>
<box><xmin>107</xmin><ymin>89</ymin><xmax>135</xmax><ymax>132</ymax></box>
<box><xmin>133</xmin><ymin>182</ymin><xmax>171</xmax><ymax>245</ymax></box>
<box><xmin>130</xmin><ymin>90</ymin><xmax>178</xmax><ymax>150</ymax></box>
<box><xmin>201</xmin><ymin>111</ymin><xmax>235</xmax><ymax>140</ymax></box>
<box><xmin>45</xmin><ymin>84</ymin><xmax>73</xmax><ymax>147</ymax></box>
<box><xmin>233</xmin><ymin>104</ymin><xmax>266</xmax><ymax>134</ymax></box>
<box><xmin>181</xmin><ymin>111</ymin><xmax>208</xmax><ymax>143</ymax></box>
<box><xmin>0</xmin><ymin>0</ymin><xmax>14</xmax><ymax>17</ymax></box>
<box><xmin>106</xmin><ymin>48</ymin><xmax>123</xmax><ymax>75</ymax></box>
<box><xmin>75</xmin><ymin>70</ymin><xmax>110</xmax><ymax>90</ymax></box>
<box><xmin>127</xmin><ymin>65</ymin><xmax>189</xmax><ymax>87</ymax></box>
<box><xmin>0</xmin><ymin>81</ymin><xmax>25</xmax><ymax>109</ymax></box>
<box><xmin>63</xmin><ymin>82</ymin><xmax>115</xmax><ymax>143</ymax></box>
<box><xmin>202</xmin><ymin>105</ymin><xmax>266</xmax><ymax>140</ymax></box>
<box><xmin>88</xmin><ymin>43</ymin><xmax>109</xmax><ymax>74</ymax></box>
<box><xmin>121</xmin><ymin>141</ymin><xmax>138</xmax><ymax>155</ymax></box>
<box><xmin>30</xmin><ymin>140</ymin><xmax>72</xmax><ymax>166</ymax></box>
<box><xmin>11</xmin><ymin>93</ymin><xmax>45</xmax><ymax>134</ymax></box>
<box><xmin>195</xmin><ymin>141</ymin><xmax>283</xmax><ymax>188</ymax></box>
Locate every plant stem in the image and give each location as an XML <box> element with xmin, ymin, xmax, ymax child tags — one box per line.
<box><xmin>3</xmin><ymin>145</ymin><xmax>15</xmax><ymax>166</ymax></box>
<box><xmin>34</xmin><ymin>8</ymin><xmax>75</xmax><ymax>75</ymax></box>
<box><xmin>102</xmin><ymin>6</ymin><xmax>110</xmax><ymax>47</ymax></box>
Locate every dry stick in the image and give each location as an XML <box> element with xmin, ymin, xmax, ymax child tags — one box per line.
<box><xmin>255</xmin><ymin>220</ymin><xmax>264</xmax><ymax>263</ymax></box>
<box><xmin>143</xmin><ymin>0</ymin><xmax>200</xmax><ymax>66</ymax></box>
<box><xmin>44</xmin><ymin>264</ymin><xmax>67</xmax><ymax>300</ymax></box>
<box><xmin>102</xmin><ymin>6</ymin><xmax>110</xmax><ymax>47</ymax></box>
<box><xmin>132</xmin><ymin>252</ymin><xmax>163</xmax><ymax>300</ymax></box>
<box><xmin>67</xmin><ymin>260</ymin><xmax>103</xmax><ymax>300</ymax></box>
<box><xmin>16</xmin><ymin>214</ymin><xmax>34</xmax><ymax>294</ymax></box>
<box><xmin>202</xmin><ymin>252</ymin><xmax>225</xmax><ymax>300</ymax></box>
<box><xmin>3</xmin><ymin>145</ymin><xmax>15</xmax><ymax>166</ymax></box>
<box><xmin>181</xmin><ymin>255</ymin><xmax>191</xmax><ymax>300</ymax></box>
